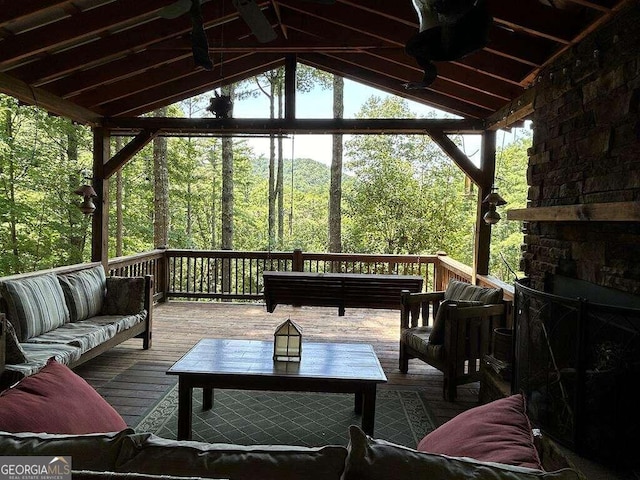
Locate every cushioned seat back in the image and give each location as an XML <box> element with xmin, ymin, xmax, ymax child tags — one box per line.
<box><xmin>0</xmin><ymin>273</ymin><xmax>70</xmax><ymax>342</ymax></box>
<box><xmin>443</xmin><ymin>280</ymin><xmax>503</xmax><ymax>305</ymax></box>
<box><xmin>57</xmin><ymin>265</ymin><xmax>106</xmax><ymax>322</ymax></box>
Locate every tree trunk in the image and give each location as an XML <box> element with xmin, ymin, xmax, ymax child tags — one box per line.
<box><xmin>115</xmin><ymin>136</ymin><xmax>124</xmax><ymax>257</ymax></box>
<box><xmin>153</xmin><ymin>107</ymin><xmax>169</xmax><ymax>248</ymax></box>
<box><xmin>277</xmin><ymin>81</ymin><xmax>284</xmax><ymax>248</ymax></box>
<box><xmin>65</xmin><ymin>126</ymin><xmax>86</xmax><ymax>264</ymax></box>
<box><xmin>268</xmin><ymin>81</ymin><xmax>276</xmax><ymax>250</ymax></box>
<box><xmin>329</xmin><ymin>75</ymin><xmax>344</xmax><ymax>253</ymax></box>
<box><xmin>221</xmin><ymin>83</ymin><xmax>235</xmax><ymax>251</ymax></box>
<box><xmin>4</xmin><ymin>108</ymin><xmax>20</xmax><ymax>273</ymax></box>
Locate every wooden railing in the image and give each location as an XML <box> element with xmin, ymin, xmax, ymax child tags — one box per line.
<box><xmin>106</xmin><ymin>248</ymin><xmax>514</xmax><ymax>306</ymax></box>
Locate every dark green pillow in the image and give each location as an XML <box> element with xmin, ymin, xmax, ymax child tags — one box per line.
<box><xmin>428</xmin><ymin>300</ymin><xmax>482</xmax><ymax>345</ymax></box>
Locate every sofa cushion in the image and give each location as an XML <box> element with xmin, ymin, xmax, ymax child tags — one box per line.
<box><xmin>58</xmin><ymin>265</ymin><xmax>106</xmax><ymax>322</ymax></box>
<box><xmin>116</xmin><ymin>432</ymin><xmax>348</xmax><ymax>480</ymax></box>
<box><xmin>0</xmin><ymin>359</ymin><xmax>127</xmax><ymax>434</ymax></box>
<box><xmin>417</xmin><ymin>394</ymin><xmax>542</xmax><ymax>470</ymax></box>
<box><xmin>0</xmin><ymin>273</ymin><xmax>70</xmax><ymax>341</ymax></box>
<box><xmin>26</xmin><ymin>319</ymin><xmax>117</xmax><ymax>353</ymax></box>
<box><xmin>428</xmin><ymin>299</ymin><xmax>483</xmax><ymax>345</ymax></box>
<box><xmin>102</xmin><ymin>276</ymin><xmax>146</xmax><ymax>315</ymax></box>
<box><xmin>444</xmin><ymin>279</ymin><xmax>503</xmax><ymax>304</ymax></box>
<box><xmin>0</xmin><ymin>429</ymin><xmax>134</xmax><ymax>472</ymax></box>
<box><xmin>4</xmin><ymin>320</ymin><xmax>28</xmax><ymax>364</ymax></box>
<box><xmin>342</xmin><ymin>425</ymin><xmax>579</xmax><ymax>480</ymax></box>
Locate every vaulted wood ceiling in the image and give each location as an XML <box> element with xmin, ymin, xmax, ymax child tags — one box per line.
<box><xmin>0</xmin><ymin>0</ymin><xmax>632</xmax><ymax>126</ymax></box>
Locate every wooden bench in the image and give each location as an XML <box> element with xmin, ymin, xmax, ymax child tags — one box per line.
<box><xmin>262</xmin><ymin>271</ymin><xmax>423</xmax><ymax>316</ymax></box>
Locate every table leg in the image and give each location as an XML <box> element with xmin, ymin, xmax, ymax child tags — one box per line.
<box><xmin>361</xmin><ymin>386</ymin><xmax>377</xmax><ymax>436</ymax></box>
<box><xmin>177</xmin><ymin>379</ymin><xmax>193</xmax><ymax>441</ymax></box>
<box><xmin>354</xmin><ymin>391</ymin><xmax>363</xmax><ymax>415</ymax></box>
<box><xmin>203</xmin><ymin>387</ymin><xmax>213</xmax><ymax>410</ymax></box>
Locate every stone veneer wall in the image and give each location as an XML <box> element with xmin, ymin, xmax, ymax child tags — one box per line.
<box><xmin>522</xmin><ymin>3</ymin><xmax>640</xmax><ymax>294</ymax></box>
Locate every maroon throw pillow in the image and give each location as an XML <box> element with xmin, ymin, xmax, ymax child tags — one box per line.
<box><xmin>0</xmin><ymin>359</ymin><xmax>127</xmax><ymax>434</ymax></box>
<box><xmin>417</xmin><ymin>394</ymin><xmax>542</xmax><ymax>470</ymax></box>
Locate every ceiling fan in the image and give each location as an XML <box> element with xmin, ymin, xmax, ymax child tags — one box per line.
<box><xmin>404</xmin><ymin>0</ymin><xmax>492</xmax><ymax>89</ymax></box>
<box><xmin>160</xmin><ymin>0</ymin><xmax>336</xmax><ymax>70</ymax></box>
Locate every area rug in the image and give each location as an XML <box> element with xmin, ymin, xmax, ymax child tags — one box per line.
<box><xmin>135</xmin><ymin>386</ymin><xmax>437</xmax><ymax>448</ymax></box>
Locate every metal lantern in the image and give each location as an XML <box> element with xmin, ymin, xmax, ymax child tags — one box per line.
<box><xmin>74</xmin><ymin>184</ymin><xmax>98</xmax><ymax>215</ymax></box>
<box><xmin>273</xmin><ymin>319</ymin><xmax>302</xmax><ymax>362</ymax></box>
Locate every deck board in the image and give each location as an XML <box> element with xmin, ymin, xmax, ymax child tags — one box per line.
<box><xmin>74</xmin><ymin>301</ymin><xmax>481</xmax><ymax>432</ymax></box>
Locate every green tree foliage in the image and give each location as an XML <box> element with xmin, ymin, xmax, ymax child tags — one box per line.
<box><xmin>0</xmin><ymin>94</ymin><xmax>92</xmax><ymax>274</ymax></box>
<box><xmin>488</xmin><ymin>131</ymin><xmax>532</xmax><ymax>282</ymax></box>
<box><xmin>343</xmin><ymin>96</ymin><xmax>476</xmax><ymax>259</ymax></box>
<box><xmin>1</xmin><ymin>89</ymin><xmax>530</xmax><ymax>284</ymax></box>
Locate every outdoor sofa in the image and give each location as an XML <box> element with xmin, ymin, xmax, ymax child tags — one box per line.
<box><xmin>0</xmin><ymin>262</ymin><xmax>152</xmax><ymax>387</ymax></box>
<box><xmin>0</xmin><ymin>359</ymin><xmax>582</xmax><ymax>480</ymax></box>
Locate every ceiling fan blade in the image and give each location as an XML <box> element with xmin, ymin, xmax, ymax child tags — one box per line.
<box><xmin>189</xmin><ymin>0</ymin><xmax>213</xmax><ymax>70</ymax></box>
<box><xmin>232</xmin><ymin>0</ymin><xmax>277</xmax><ymax>43</ymax></box>
<box><xmin>159</xmin><ymin>0</ymin><xmax>192</xmax><ymax>19</ymax></box>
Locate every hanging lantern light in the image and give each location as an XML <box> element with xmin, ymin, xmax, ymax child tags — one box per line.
<box><xmin>74</xmin><ymin>184</ymin><xmax>98</xmax><ymax>215</ymax></box>
<box><xmin>482</xmin><ymin>185</ymin><xmax>507</xmax><ymax>225</ymax></box>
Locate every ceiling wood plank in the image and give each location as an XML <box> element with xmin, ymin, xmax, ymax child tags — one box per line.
<box><xmin>0</xmin><ymin>0</ymin><xmax>178</xmax><ymax>69</ymax></box>
<box><xmin>0</xmin><ymin>1</ymin><xmax>72</xmax><ymax>30</ymax></box>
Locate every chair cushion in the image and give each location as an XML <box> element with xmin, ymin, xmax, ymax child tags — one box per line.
<box><xmin>0</xmin><ymin>359</ymin><xmax>127</xmax><ymax>434</ymax></box>
<box><xmin>444</xmin><ymin>280</ymin><xmax>503</xmax><ymax>304</ymax></box>
<box><xmin>428</xmin><ymin>299</ymin><xmax>482</xmax><ymax>345</ymax></box>
<box><xmin>58</xmin><ymin>265</ymin><xmax>106</xmax><ymax>322</ymax></box>
<box><xmin>416</xmin><ymin>394</ymin><xmax>543</xmax><ymax>470</ymax></box>
<box><xmin>25</xmin><ymin>319</ymin><xmax>117</xmax><ymax>353</ymax></box>
<box><xmin>401</xmin><ymin>327</ymin><xmax>444</xmax><ymax>362</ymax></box>
<box><xmin>0</xmin><ymin>273</ymin><xmax>70</xmax><ymax>341</ymax></box>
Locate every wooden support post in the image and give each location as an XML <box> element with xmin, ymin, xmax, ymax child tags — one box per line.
<box><xmin>292</xmin><ymin>249</ymin><xmax>303</xmax><ymax>272</ymax></box>
<box><xmin>92</xmin><ymin>127</ymin><xmax>110</xmax><ymax>268</ymax></box>
<box><xmin>473</xmin><ymin>131</ymin><xmax>496</xmax><ymax>282</ymax></box>
<box><xmin>284</xmin><ymin>54</ymin><xmax>296</xmax><ymax>121</ymax></box>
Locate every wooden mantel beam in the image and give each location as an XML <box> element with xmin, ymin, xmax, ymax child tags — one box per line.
<box><xmin>103</xmin><ymin>117</ymin><xmax>485</xmax><ymax>136</ymax></box>
<box><xmin>507</xmin><ymin>202</ymin><xmax>640</xmax><ymax>222</ymax></box>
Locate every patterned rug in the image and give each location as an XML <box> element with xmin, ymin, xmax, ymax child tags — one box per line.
<box><xmin>135</xmin><ymin>385</ymin><xmax>437</xmax><ymax>448</ymax></box>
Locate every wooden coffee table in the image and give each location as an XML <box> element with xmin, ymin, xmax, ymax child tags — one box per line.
<box><xmin>167</xmin><ymin>338</ymin><xmax>388</xmax><ymax>440</ymax></box>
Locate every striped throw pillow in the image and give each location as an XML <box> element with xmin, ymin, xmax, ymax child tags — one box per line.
<box><xmin>57</xmin><ymin>266</ymin><xmax>106</xmax><ymax>322</ymax></box>
<box><xmin>0</xmin><ymin>273</ymin><xmax>70</xmax><ymax>342</ymax></box>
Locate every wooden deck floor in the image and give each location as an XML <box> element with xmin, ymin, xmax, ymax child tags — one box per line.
<box><xmin>75</xmin><ymin>300</ymin><xmax>481</xmax><ymax>433</ymax></box>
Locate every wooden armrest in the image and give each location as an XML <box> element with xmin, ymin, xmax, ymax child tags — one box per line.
<box><xmin>400</xmin><ymin>290</ymin><xmax>446</xmax><ymax>329</ymax></box>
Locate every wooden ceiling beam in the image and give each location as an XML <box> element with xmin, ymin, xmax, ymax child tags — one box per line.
<box><xmin>103</xmin><ymin>129</ymin><xmax>159</xmax><ymax>179</ymax></box>
<box><xmin>426</xmin><ymin>130</ymin><xmax>484</xmax><ymax>185</ymax></box>
<box><xmin>75</xmin><ymin>53</ymin><xmax>254</xmax><ymax>110</ymax></box>
<box><xmin>104</xmin><ymin>55</ymin><xmax>285</xmax><ymax>117</ymax></box>
<box><xmin>300</xmin><ymin>53</ymin><xmax>493</xmax><ymax>119</ymax></box>
<box><xmin>0</xmin><ymin>0</ymin><xmax>178</xmax><ymax>69</ymax></box>
<box><xmin>0</xmin><ymin>72</ymin><xmax>102</xmax><ymax>125</ymax></box>
<box><xmin>0</xmin><ymin>1</ymin><xmax>72</xmax><ymax>30</ymax></box>
<box><xmin>323</xmin><ymin>51</ymin><xmax>506</xmax><ymax>112</ymax></box>
<box><xmin>104</xmin><ymin>116</ymin><xmax>484</xmax><ymax>136</ymax></box>
<box><xmin>5</xmin><ymin>0</ymin><xmax>239</xmax><ymax>87</ymax></box>
<box><xmin>485</xmin><ymin>86</ymin><xmax>537</xmax><ymax>130</ymax></box>
<box><xmin>487</xmin><ymin>0</ymin><xmax>582</xmax><ymax>44</ymax></box>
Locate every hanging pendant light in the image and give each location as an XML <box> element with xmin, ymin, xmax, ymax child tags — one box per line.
<box><xmin>74</xmin><ymin>184</ymin><xmax>98</xmax><ymax>215</ymax></box>
<box><xmin>482</xmin><ymin>185</ymin><xmax>507</xmax><ymax>225</ymax></box>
